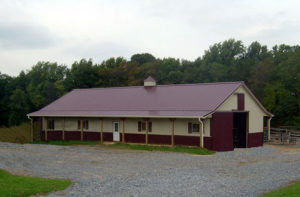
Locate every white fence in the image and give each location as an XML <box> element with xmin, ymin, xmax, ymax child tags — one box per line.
<box><xmin>268</xmin><ymin>127</ymin><xmax>300</xmax><ymax>144</ymax></box>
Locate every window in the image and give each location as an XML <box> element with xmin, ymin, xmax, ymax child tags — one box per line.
<box><xmin>141</xmin><ymin>122</ymin><xmax>146</xmax><ymax>130</ymax></box>
<box><xmin>47</xmin><ymin>119</ymin><xmax>55</xmax><ymax>130</ymax></box>
<box><xmin>192</xmin><ymin>123</ymin><xmax>200</xmax><ymax>132</ymax></box>
<box><xmin>77</xmin><ymin>120</ymin><xmax>81</xmax><ymax>129</ymax></box>
<box><xmin>188</xmin><ymin>122</ymin><xmax>200</xmax><ymax>133</ymax></box>
<box><xmin>138</xmin><ymin>121</ymin><xmax>152</xmax><ymax>132</ymax></box>
<box><xmin>83</xmin><ymin>120</ymin><xmax>89</xmax><ymax>130</ymax></box>
<box><xmin>77</xmin><ymin>120</ymin><xmax>89</xmax><ymax>130</ymax></box>
<box><xmin>114</xmin><ymin>122</ymin><xmax>119</xmax><ymax>132</ymax></box>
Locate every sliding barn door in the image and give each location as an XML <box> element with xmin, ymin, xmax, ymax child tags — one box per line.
<box><xmin>211</xmin><ymin>112</ymin><xmax>234</xmax><ymax>151</ymax></box>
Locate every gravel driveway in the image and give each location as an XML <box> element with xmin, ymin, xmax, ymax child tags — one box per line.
<box><xmin>0</xmin><ymin>143</ymin><xmax>299</xmax><ymax>197</ymax></box>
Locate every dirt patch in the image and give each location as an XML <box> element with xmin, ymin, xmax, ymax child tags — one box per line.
<box><xmin>269</xmin><ymin>145</ymin><xmax>300</xmax><ymax>154</ymax></box>
<box><xmin>237</xmin><ymin>160</ymin><xmax>259</xmax><ymax>167</ymax></box>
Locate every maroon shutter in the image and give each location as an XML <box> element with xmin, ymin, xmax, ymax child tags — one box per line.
<box><xmin>188</xmin><ymin>122</ymin><xmax>192</xmax><ymax>133</ymax></box>
<box><xmin>86</xmin><ymin>120</ymin><xmax>89</xmax><ymax>129</ymax></box>
<box><xmin>138</xmin><ymin>121</ymin><xmax>141</xmax><ymax>132</ymax></box>
<box><xmin>78</xmin><ymin>120</ymin><xmax>80</xmax><ymax>129</ymax></box>
<box><xmin>149</xmin><ymin>122</ymin><xmax>152</xmax><ymax>132</ymax></box>
<box><xmin>237</xmin><ymin>93</ymin><xmax>245</xmax><ymax>110</ymax></box>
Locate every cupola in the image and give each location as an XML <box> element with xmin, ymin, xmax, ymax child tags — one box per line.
<box><xmin>144</xmin><ymin>76</ymin><xmax>156</xmax><ymax>87</ymax></box>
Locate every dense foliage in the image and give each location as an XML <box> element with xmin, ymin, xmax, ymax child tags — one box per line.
<box><xmin>0</xmin><ymin>39</ymin><xmax>299</xmax><ymax>127</ymax></box>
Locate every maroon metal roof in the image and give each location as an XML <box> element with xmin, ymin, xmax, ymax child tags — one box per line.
<box><xmin>28</xmin><ymin>82</ymin><xmax>243</xmax><ymax>117</ymax></box>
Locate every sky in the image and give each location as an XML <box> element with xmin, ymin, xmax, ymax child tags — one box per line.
<box><xmin>0</xmin><ymin>0</ymin><xmax>299</xmax><ymax>76</ymax></box>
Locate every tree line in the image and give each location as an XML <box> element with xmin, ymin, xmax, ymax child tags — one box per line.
<box><xmin>0</xmin><ymin>39</ymin><xmax>299</xmax><ymax>127</ymax></box>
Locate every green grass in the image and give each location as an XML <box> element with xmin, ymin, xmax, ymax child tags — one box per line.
<box><xmin>31</xmin><ymin>140</ymin><xmax>215</xmax><ymax>155</ymax></box>
<box><xmin>0</xmin><ymin>169</ymin><xmax>71</xmax><ymax>197</ymax></box>
<box><xmin>111</xmin><ymin>143</ymin><xmax>215</xmax><ymax>155</ymax></box>
<box><xmin>261</xmin><ymin>181</ymin><xmax>300</xmax><ymax>197</ymax></box>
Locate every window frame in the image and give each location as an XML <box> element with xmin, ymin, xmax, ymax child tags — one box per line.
<box><xmin>83</xmin><ymin>120</ymin><xmax>89</xmax><ymax>130</ymax></box>
<box><xmin>78</xmin><ymin>119</ymin><xmax>89</xmax><ymax>130</ymax></box>
<box><xmin>138</xmin><ymin>121</ymin><xmax>152</xmax><ymax>132</ymax></box>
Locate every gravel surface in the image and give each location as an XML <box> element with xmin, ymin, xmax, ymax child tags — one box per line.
<box><xmin>0</xmin><ymin>142</ymin><xmax>299</xmax><ymax>197</ymax></box>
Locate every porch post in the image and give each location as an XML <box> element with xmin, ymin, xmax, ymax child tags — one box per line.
<box><xmin>144</xmin><ymin>118</ymin><xmax>149</xmax><ymax>145</ymax></box>
<box><xmin>100</xmin><ymin>118</ymin><xmax>103</xmax><ymax>143</ymax></box>
<box><xmin>62</xmin><ymin>118</ymin><xmax>65</xmax><ymax>140</ymax></box>
<box><xmin>170</xmin><ymin>118</ymin><xmax>175</xmax><ymax>146</ymax></box>
<box><xmin>45</xmin><ymin>117</ymin><xmax>48</xmax><ymax>141</ymax></box>
<box><xmin>121</xmin><ymin>118</ymin><xmax>125</xmax><ymax>143</ymax></box>
<box><xmin>80</xmin><ymin>118</ymin><xmax>83</xmax><ymax>141</ymax></box>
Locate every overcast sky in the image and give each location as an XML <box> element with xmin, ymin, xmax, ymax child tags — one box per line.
<box><xmin>0</xmin><ymin>0</ymin><xmax>299</xmax><ymax>76</ymax></box>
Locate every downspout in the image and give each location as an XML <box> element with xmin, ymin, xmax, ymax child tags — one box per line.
<box><xmin>267</xmin><ymin>117</ymin><xmax>272</xmax><ymax>141</ymax></box>
<box><xmin>198</xmin><ymin>117</ymin><xmax>204</xmax><ymax>148</ymax></box>
<box><xmin>27</xmin><ymin>115</ymin><xmax>33</xmax><ymax>142</ymax></box>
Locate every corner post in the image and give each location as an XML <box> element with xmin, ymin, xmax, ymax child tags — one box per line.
<box><xmin>144</xmin><ymin>118</ymin><xmax>149</xmax><ymax>145</ymax></box>
<box><xmin>80</xmin><ymin>118</ymin><xmax>83</xmax><ymax>141</ymax></box>
<box><xmin>62</xmin><ymin>118</ymin><xmax>65</xmax><ymax>140</ymax></box>
<box><xmin>121</xmin><ymin>118</ymin><xmax>125</xmax><ymax>143</ymax></box>
<box><xmin>170</xmin><ymin>118</ymin><xmax>175</xmax><ymax>146</ymax></box>
<box><xmin>45</xmin><ymin>117</ymin><xmax>48</xmax><ymax>141</ymax></box>
<box><xmin>100</xmin><ymin>118</ymin><xmax>103</xmax><ymax>143</ymax></box>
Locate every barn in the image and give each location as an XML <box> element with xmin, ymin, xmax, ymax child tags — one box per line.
<box><xmin>27</xmin><ymin>77</ymin><xmax>273</xmax><ymax>151</ymax></box>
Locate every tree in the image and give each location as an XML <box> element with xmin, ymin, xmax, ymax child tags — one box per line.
<box><xmin>64</xmin><ymin>59</ymin><xmax>99</xmax><ymax>90</ymax></box>
<box><xmin>8</xmin><ymin>89</ymin><xmax>29</xmax><ymax>126</ymax></box>
<box><xmin>131</xmin><ymin>53</ymin><xmax>156</xmax><ymax>65</ymax></box>
<box><xmin>0</xmin><ymin>73</ymin><xmax>13</xmax><ymax>126</ymax></box>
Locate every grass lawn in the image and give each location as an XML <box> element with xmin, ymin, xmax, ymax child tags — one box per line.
<box><xmin>0</xmin><ymin>169</ymin><xmax>71</xmax><ymax>197</ymax></box>
<box><xmin>30</xmin><ymin>140</ymin><xmax>216</xmax><ymax>155</ymax></box>
<box><xmin>110</xmin><ymin>143</ymin><xmax>215</xmax><ymax>155</ymax></box>
<box><xmin>261</xmin><ymin>181</ymin><xmax>300</xmax><ymax>197</ymax></box>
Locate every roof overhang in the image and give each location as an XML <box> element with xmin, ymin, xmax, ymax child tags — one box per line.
<box><xmin>27</xmin><ymin>114</ymin><xmax>206</xmax><ymax>119</ymax></box>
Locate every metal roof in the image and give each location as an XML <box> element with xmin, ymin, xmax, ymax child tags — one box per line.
<box><xmin>28</xmin><ymin>82</ymin><xmax>245</xmax><ymax>118</ymax></box>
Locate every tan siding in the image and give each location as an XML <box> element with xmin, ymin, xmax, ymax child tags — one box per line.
<box><xmin>41</xmin><ymin>117</ymin><xmax>211</xmax><ymax>137</ymax></box>
<box><xmin>54</xmin><ymin>118</ymin><xmax>62</xmax><ymax>130</ymax></box>
<box><xmin>123</xmin><ymin>118</ymin><xmax>140</xmax><ymax>133</ymax></box>
<box><xmin>175</xmin><ymin>119</ymin><xmax>197</xmax><ymax>136</ymax></box>
<box><xmin>236</xmin><ymin>86</ymin><xmax>266</xmax><ymax>133</ymax></box>
<box><xmin>152</xmin><ymin>119</ymin><xmax>171</xmax><ymax>135</ymax></box>
<box><xmin>203</xmin><ymin>118</ymin><xmax>210</xmax><ymax>136</ymax></box>
<box><xmin>87</xmin><ymin>118</ymin><xmax>99</xmax><ymax>132</ymax></box>
<box><xmin>217</xmin><ymin>94</ymin><xmax>237</xmax><ymax>111</ymax></box>
<box><xmin>65</xmin><ymin>118</ymin><xmax>79</xmax><ymax>131</ymax></box>
<box><xmin>216</xmin><ymin>86</ymin><xmax>268</xmax><ymax>133</ymax></box>
<box><xmin>103</xmin><ymin>118</ymin><xmax>118</xmax><ymax>133</ymax></box>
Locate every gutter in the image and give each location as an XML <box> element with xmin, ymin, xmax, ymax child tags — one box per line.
<box><xmin>267</xmin><ymin>117</ymin><xmax>272</xmax><ymax>141</ymax></box>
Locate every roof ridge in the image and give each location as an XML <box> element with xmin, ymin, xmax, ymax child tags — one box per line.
<box><xmin>73</xmin><ymin>81</ymin><xmax>244</xmax><ymax>91</ymax></box>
